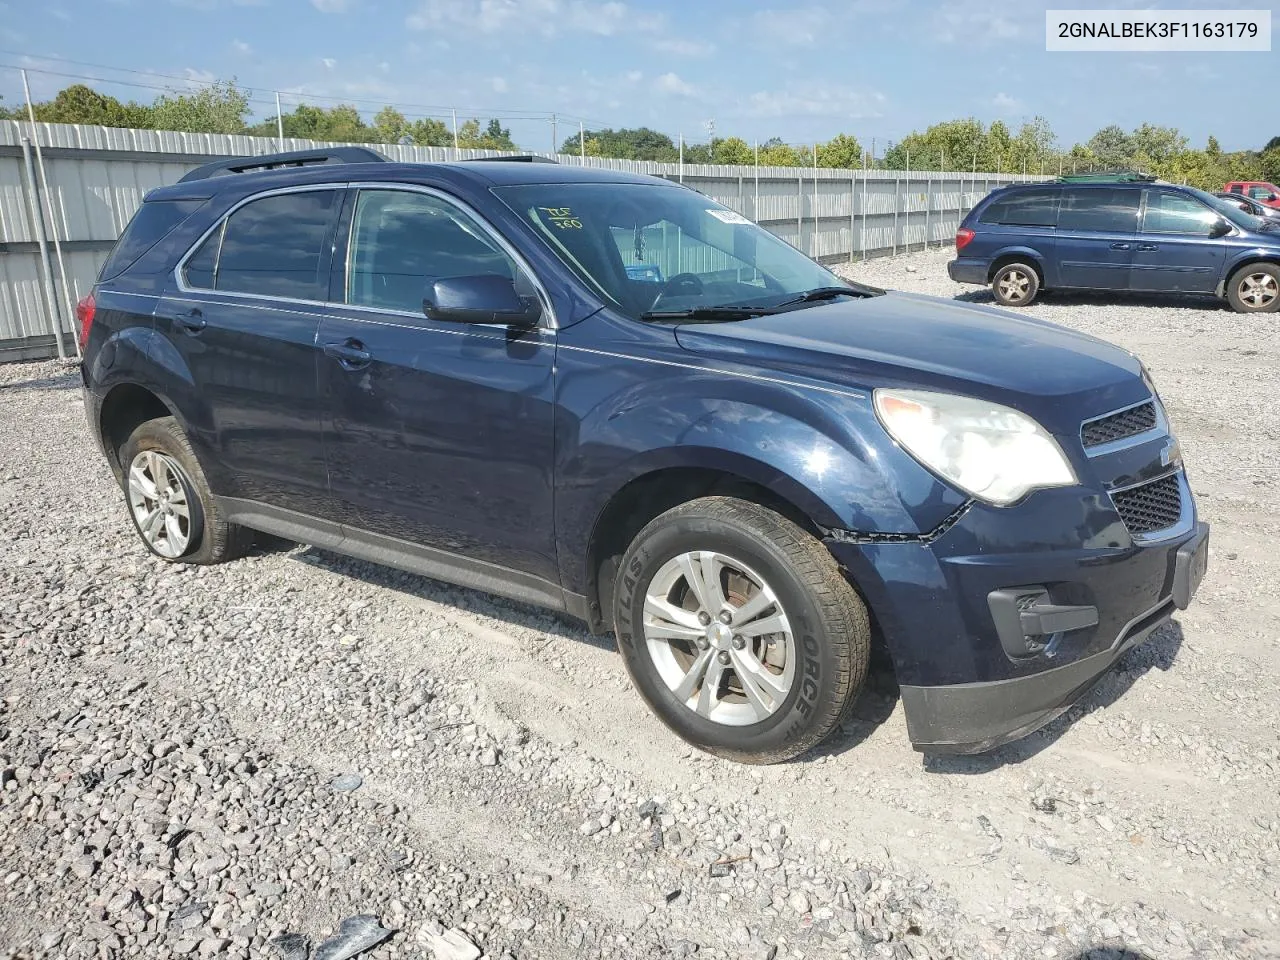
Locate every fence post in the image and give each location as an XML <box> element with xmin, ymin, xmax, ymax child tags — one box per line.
<box><xmin>903</xmin><ymin>149</ymin><xmax>910</xmax><ymax>255</ymax></box>
<box><xmin>797</xmin><ymin>170</ymin><xmax>803</xmax><ymax>251</ymax></box>
<box><xmin>20</xmin><ymin>136</ymin><xmax>65</xmax><ymax>359</ymax></box>
<box><xmin>861</xmin><ymin>167</ymin><xmax>868</xmax><ymax>262</ymax></box>
<box><xmin>849</xmin><ymin>169</ymin><xmax>856</xmax><ymax>264</ymax></box>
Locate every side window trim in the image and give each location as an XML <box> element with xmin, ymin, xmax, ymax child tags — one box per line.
<box><xmin>173</xmin><ymin>182</ymin><xmax>348</xmax><ymax>305</ymax></box>
<box><xmin>1141</xmin><ymin>189</ymin><xmax>1217</xmax><ymax>236</ymax></box>
<box><xmin>339</xmin><ymin>182</ymin><xmax>558</xmax><ymax>330</ymax></box>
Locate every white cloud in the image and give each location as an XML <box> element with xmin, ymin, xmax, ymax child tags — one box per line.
<box><xmin>934</xmin><ymin>2</ymin><xmax>1029</xmax><ymax>43</ymax></box>
<box><xmin>407</xmin><ymin>0</ymin><xmax>661</xmax><ymax>37</ymax></box>
<box><xmin>747</xmin><ymin>6</ymin><xmax>827</xmax><ymax>47</ymax></box>
<box><xmin>322</xmin><ymin>58</ymin><xmax>337</xmax><ymax>70</ymax></box>
<box><xmin>311</xmin><ymin>0</ymin><xmax>350</xmax><ymax>9</ymax></box>
<box><xmin>991</xmin><ymin>91</ymin><xmax>1023</xmax><ymax>114</ymax></box>
<box><xmin>231</xmin><ymin>38</ymin><xmax>252</xmax><ymax>55</ymax></box>
<box><xmin>378</xmin><ymin>61</ymin><xmax>390</xmax><ymax>74</ymax></box>
<box><xmin>655</xmin><ymin>72</ymin><xmax>696</xmax><ymax>97</ymax></box>
<box><xmin>490</xmin><ymin>76</ymin><xmax>508</xmax><ymax>93</ymax></box>
<box><xmin>652</xmin><ymin>37</ymin><xmax>715</xmax><ymax>56</ymax></box>
<box><xmin>741</xmin><ymin>85</ymin><xmax>886</xmax><ymax>119</ymax></box>
<box><xmin>625</xmin><ymin>69</ymin><xmax>643</xmax><ymax>83</ymax></box>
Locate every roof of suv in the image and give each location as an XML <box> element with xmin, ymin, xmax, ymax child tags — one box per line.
<box><xmin>149</xmin><ymin>155</ymin><xmax>672</xmax><ymax>202</ymax></box>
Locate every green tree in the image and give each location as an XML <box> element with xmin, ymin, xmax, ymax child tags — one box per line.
<box><xmin>1086</xmin><ymin>125</ymin><xmax>1134</xmax><ymax>170</ymax></box>
<box><xmin>149</xmin><ymin>81</ymin><xmax>249</xmax><ymax>134</ymax></box>
<box><xmin>407</xmin><ymin>117</ymin><xmax>452</xmax><ymax>146</ymax></box>
<box><xmin>817</xmin><ymin>133</ymin><xmax>863</xmax><ymax>168</ymax></box>
<box><xmin>711</xmin><ymin>136</ymin><xmax>753</xmax><ymax>165</ymax></box>
<box><xmin>757</xmin><ymin>137</ymin><xmax>801</xmax><ymax>166</ymax></box>
<box><xmin>372</xmin><ymin>106</ymin><xmax>408</xmax><ymax>143</ymax></box>
<box><xmin>248</xmin><ymin>103</ymin><xmax>375</xmax><ymax>142</ymax></box>
<box><xmin>31</xmin><ymin>83</ymin><xmax>152</xmax><ymax>128</ymax></box>
<box><xmin>561</xmin><ymin>126</ymin><xmax>678</xmax><ymax>161</ymax></box>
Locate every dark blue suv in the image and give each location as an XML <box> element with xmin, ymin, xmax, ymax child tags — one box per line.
<box><xmin>79</xmin><ymin>149</ymin><xmax>1209</xmax><ymax>761</ymax></box>
<box><xmin>949</xmin><ymin>175</ymin><xmax>1280</xmax><ymax>312</ymax></box>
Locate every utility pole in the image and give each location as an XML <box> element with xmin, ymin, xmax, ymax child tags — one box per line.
<box><xmin>275</xmin><ymin>92</ymin><xmax>284</xmax><ymax>149</ymax></box>
<box><xmin>451</xmin><ymin>109</ymin><xmax>459</xmax><ymax>154</ymax></box>
<box><xmin>579</xmin><ymin>120</ymin><xmax>585</xmax><ymax>164</ymax></box>
<box><xmin>550</xmin><ymin>113</ymin><xmax>557</xmax><ymax>156</ymax></box>
<box><xmin>678</xmin><ymin>133</ymin><xmax>684</xmax><ymax>182</ymax></box>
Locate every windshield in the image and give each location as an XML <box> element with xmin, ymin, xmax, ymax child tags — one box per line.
<box><xmin>1193</xmin><ymin>186</ymin><xmax>1265</xmax><ymax>231</ymax></box>
<box><xmin>494</xmin><ymin>182</ymin><xmax>877</xmax><ymax>320</ymax></box>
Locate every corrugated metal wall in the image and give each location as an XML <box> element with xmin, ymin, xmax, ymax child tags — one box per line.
<box><xmin>0</xmin><ymin>120</ymin><xmax>1031</xmax><ymax>362</ymax></box>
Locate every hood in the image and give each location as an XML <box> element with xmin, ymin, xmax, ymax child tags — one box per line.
<box><xmin>674</xmin><ymin>291</ymin><xmax>1146</xmax><ymax>426</ymax></box>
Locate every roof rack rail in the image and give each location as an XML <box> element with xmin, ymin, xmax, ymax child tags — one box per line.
<box><xmin>462</xmin><ymin>154</ymin><xmax>559</xmax><ymax>164</ymax></box>
<box><xmin>1055</xmin><ymin>171</ymin><xmax>1157</xmax><ymax>184</ymax></box>
<box><xmin>178</xmin><ymin>147</ymin><xmax>389</xmax><ymax>183</ymax></box>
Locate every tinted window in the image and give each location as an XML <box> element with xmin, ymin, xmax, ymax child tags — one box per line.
<box><xmin>346</xmin><ymin>189</ymin><xmax>518</xmax><ymax>313</ymax></box>
<box><xmin>99</xmin><ymin>199</ymin><xmax>205</xmax><ymax>281</ymax></box>
<box><xmin>1143</xmin><ymin>191</ymin><xmax>1218</xmax><ymax>236</ymax></box>
<box><xmin>183</xmin><ymin>224</ymin><xmax>221</xmax><ymax>289</ymax></box>
<box><xmin>979</xmin><ymin>190</ymin><xmax>1059</xmax><ymax>227</ymax></box>
<box><xmin>213</xmin><ymin>191</ymin><xmax>338</xmax><ymax>299</ymax></box>
<box><xmin>1058</xmin><ymin>188</ymin><xmax>1140</xmax><ymax>232</ymax></box>
<box><xmin>1248</xmin><ymin>185</ymin><xmax>1275</xmax><ymax>200</ymax></box>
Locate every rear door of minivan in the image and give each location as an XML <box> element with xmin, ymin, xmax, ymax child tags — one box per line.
<box><xmin>1055</xmin><ymin>186</ymin><xmax>1140</xmax><ymax>291</ymax></box>
<box><xmin>973</xmin><ymin>188</ymin><xmax>1060</xmax><ymax>280</ymax></box>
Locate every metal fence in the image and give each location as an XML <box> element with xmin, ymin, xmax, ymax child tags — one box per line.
<box><xmin>0</xmin><ymin>120</ymin><xmax>1033</xmax><ymax>363</ymax></box>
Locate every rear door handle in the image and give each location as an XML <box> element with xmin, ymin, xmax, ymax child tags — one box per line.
<box><xmin>324</xmin><ymin>339</ymin><xmax>372</xmax><ymax>369</ymax></box>
<box><xmin>1137</xmin><ymin>243</ymin><xmax>1158</xmax><ymax>251</ymax></box>
<box><xmin>172</xmin><ymin>309</ymin><xmax>206</xmax><ymax>333</ymax></box>
<box><xmin>1110</xmin><ymin>242</ymin><xmax>1131</xmax><ymax>250</ymax></box>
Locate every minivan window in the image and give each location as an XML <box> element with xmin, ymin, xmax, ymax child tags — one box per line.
<box><xmin>1143</xmin><ymin>191</ymin><xmax>1218</xmax><ymax>236</ymax></box>
<box><xmin>200</xmin><ymin>190</ymin><xmax>339</xmax><ymax>299</ymax></box>
<box><xmin>1058</xmin><ymin>188</ymin><xmax>1140</xmax><ymax>233</ymax></box>
<box><xmin>100</xmin><ymin>199</ymin><xmax>205</xmax><ymax>281</ymax></box>
<box><xmin>979</xmin><ymin>190</ymin><xmax>1059</xmax><ymax>227</ymax></box>
<box><xmin>346</xmin><ymin>189</ymin><xmax>519</xmax><ymax>314</ymax></box>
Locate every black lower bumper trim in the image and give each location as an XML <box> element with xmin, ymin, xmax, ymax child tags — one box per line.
<box><xmin>902</xmin><ymin>598</ymin><xmax>1176</xmax><ymax>755</ymax></box>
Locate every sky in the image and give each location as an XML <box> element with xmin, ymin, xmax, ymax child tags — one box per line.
<box><xmin>0</xmin><ymin>0</ymin><xmax>1276</xmax><ymax>153</ymax></box>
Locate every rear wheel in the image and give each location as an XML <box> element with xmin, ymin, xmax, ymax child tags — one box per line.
<box><xmin>990</xmin><ymin>262</ymin><xmax>1040</xmax><ymax>306</ymax></box>
<box><xmin>1226</xmin><ymin>263</ymin><xmax>1280</xmax><ymax>313</ymax></box>
<box><xmin>612</xmin><ymin>497</ymin><xmax>870</xmax><ymax>763</ymax></box>
<box><xmin>119</xmin><ymin>417</ymin><xmax>253</xmax><ymax>564</ymax></box>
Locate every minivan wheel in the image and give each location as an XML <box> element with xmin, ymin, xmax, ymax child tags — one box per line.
<box><xmin>613</xmin><ymin>497</ymin><xmax>870</xmax><ymax>764</ymax></box>
<box><xmin>118</xmin><ymin>417</ymin><xmax>253</xmax><ymax>564</ymax></box>
<box><xmin>991</xmin><ymin>262</ymin><xmax>1040</xmax><ymax>306</ymax></box>
<box><xmin>1226</xmin><ymin>263</ymin><xmax>1280</xmax><ymax>313</ymax></box>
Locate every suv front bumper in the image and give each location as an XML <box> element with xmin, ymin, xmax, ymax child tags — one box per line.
<box><xmin>825</xmin><ymin>492</ymin><xmax>1208</xmax><ymax>754</ymax></box>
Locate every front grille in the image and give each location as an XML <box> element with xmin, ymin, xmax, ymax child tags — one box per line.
<box><xmin>1111</xmin><ymin>473</ymin><xmax>1182</xmax><ymax>536</ymax></box>
<box><xmin>1082</xmin><ymin>402</ymin><xmax>1158</xmax><ymax>447</ymax></box>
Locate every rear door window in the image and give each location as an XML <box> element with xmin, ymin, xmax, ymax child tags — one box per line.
<box><xmin>99</xmin><ymin>199</ymin><xmax>206</xmax><ymax>281</ymax></box>
<box><xmin>192</xmin><ymin>190</ymin><xmax>340</xmax><ymax>300</ymax></box>
<box><xmin>979</xmin><ymin>190</ymin><xmax>1060</xmax><ymax>227</ymax></box>
<box><xmin>1248</xmin><ymin>185</ymin><xmax>1274</xmax><ymax>200</ymax></box>
<box><xmin>1058</xmin><ymin>188</ymin><xmax>1140</xmax><ymax>233</ymax></box>
<box><xmin>1142</xmin><ymin>191</ymin><xmax>1219</xmax><ymax>236</ymax></box>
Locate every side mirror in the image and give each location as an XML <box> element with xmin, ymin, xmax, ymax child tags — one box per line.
<box><xmin>1208</xmin><ymin>218</ymin><xmax>1232</xmax><ymax>239</ymax></box>
<box><xmin>423</xmin><ymin>275</ymin><xmax>540</xmax><ymax>326</ymax></box>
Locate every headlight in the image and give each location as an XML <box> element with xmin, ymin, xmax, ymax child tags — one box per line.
<box><xmin>874</xmin><ymin>388</ymin><xmax>1077</xmax><ymax>506</ymax></box>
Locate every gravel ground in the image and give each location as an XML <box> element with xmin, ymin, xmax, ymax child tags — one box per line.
<box><xmin>2</xmin><ymin>249</ymin><xmax>1278</xmax><ymax>960</ymax></box>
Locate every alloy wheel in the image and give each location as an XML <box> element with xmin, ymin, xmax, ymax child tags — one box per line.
<box><xmin>1238</xmin><ymin>272</ymin><xmax>1278</xmax><ymax>309</ymax></box>
<box><xmin>127</xmin><ymin>450</ymin><xmax>193</xmax><ymax>558</ymax></box>
<box><xmin>642</xmin><ymin>551</ymin><xmax>796</xmax><ymax>726</ymax></box>
<box><xmin>997</xmin><ymin>268</ymin><xmax>1032</xmax><ymax>303</ymax></box>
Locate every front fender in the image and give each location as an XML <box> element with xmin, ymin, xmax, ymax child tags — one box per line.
<box><xmin>553</xmin><ymin>329</ymin><xmax>966</xmax><ymax>593</ymax></box>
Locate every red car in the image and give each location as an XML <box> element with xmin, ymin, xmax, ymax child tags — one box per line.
<box><xmin>1224</xmin><ymin>181</ymin><xmax>1280</xmax><ymax>209</ymax></box>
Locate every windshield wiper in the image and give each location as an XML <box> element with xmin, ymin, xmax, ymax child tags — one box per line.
<box><xmin>775</xmin><ymin>284</ymin><xmax>883</xmax><ymax>307</ymax></box>
<box><xmin>639</xmin><ymin>305</ymin><xmax>781</xmax><ymax>322</ymax></box>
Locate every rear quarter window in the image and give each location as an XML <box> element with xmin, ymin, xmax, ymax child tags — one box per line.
<box><xmin>979</xmin><ymin>190</ymin><xmax>1060</xmax><ymax>227</ymax></box>
<box><xmin>98</xmin><ymin>199</ymin><xmax>206</xmax><ymax>282</ymax></box>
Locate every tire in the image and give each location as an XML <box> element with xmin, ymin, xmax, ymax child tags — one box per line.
<box><xmin>612</xmin><ymin>496</ymin><xmax>870</xmax><ymax>764</ymax></box>
<box><xmin>1226</xmin><ymin>262</ymin><xmax>1280</xmax><ymax>313</ymax></box>
<box><xmin>118</xmin><ymin>416</ymin><xmax>253</xmax><ymax>565</ymax></box>
<box><xmin>990</xmin><ymin>262</ymin><xmax>1040</xmax><ymax>306</ymax></box>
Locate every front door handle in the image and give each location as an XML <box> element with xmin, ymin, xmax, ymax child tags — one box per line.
<box><xmin>1110</xmin><ymin>242</ymin><xmax>1131</xmax><ymax>250</ymax></box>
<box><xmin>1137</xmin><ymin>243</ymin><xmax>1158</xmax><ymax>251</ymax></box>
<box><xmin>172</xmin><ymin>309</ymin><xmax>206</xmax><ymax>333</ymax></box>
<box><xmin>324</xmin><ymin>339</ymin><xmax>372</xmax><ymax>369</ymax></box>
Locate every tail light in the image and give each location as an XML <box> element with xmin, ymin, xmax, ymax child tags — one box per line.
<box><xmin>76</xmin><ymin>293</ymin><xmax>96</xmax><ymax>350</ymax></box>
<box><xmin>955</xmin><ymin>227</ymin><xmax>975</xmax><ymax>252</ymax></box>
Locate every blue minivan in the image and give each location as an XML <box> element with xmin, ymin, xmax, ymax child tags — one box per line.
<box><xmin>949</xmin><ymin>175</ymin><xmax>1280</xmax><ymax>312</ymax></box>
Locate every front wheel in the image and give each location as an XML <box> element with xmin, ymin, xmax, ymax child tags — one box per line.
<box><xmin>1226</xmin><ymin>263</ymin><xmax>1280</xmax><ymax>313</ymax></box>
<box><xmin>612</xmin><ymin>497</ymin><xmax>870</xmax><ymax>763</ymax></box>
<box><xmin>990</xmin><ymin>262</ymin><xmax>1040</xmax><ymax>306</ymax></box>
